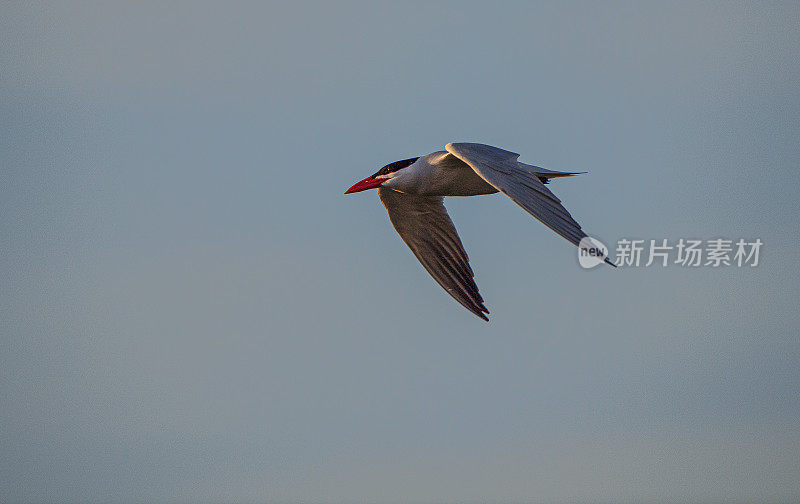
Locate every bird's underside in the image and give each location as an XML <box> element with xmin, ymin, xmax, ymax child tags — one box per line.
<box><xmin>351</xmin><ymin>142</ymin><xmax>613</xmax><ymax>321</ymax></box>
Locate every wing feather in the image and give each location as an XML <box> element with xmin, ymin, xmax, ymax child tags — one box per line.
<box><xmin>446</xmin><ymin>142</ymin><xmax>589</xmax><ymax>248</ymax></box>
<box><xmin>378</xmin><ymin>187</ymin><xmax>489</xmax><ymax>321</ymax></box>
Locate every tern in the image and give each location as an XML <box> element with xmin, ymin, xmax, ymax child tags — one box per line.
<box><xmin>345</xmin><ymin>142</ymin><xmax>613</xmax><ymax>321</ymax></box>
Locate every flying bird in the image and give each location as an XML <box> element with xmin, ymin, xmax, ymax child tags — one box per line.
<box><xmin>345</xmin><ymin>142</ymin><xmax>613</xmax><ymax>321</ymax></box>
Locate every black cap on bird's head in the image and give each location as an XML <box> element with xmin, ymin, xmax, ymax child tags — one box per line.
<box><xmin>345</xmin><ymin>157</ymin><xmax>420</xmax><ymax>194</ymax></box>
<box><xmin>370</xmin><ymin>157</ymin><xmax>420</xmax><ymax>178</ymax></box>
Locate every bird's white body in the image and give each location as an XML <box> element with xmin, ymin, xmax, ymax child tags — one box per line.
<box><xmin>382</xmin><ymin>151</ymin><xmax>499</xmax><ymax>197</ymax></box>
<box><xmin>345</xmin><ymin>142</ymin><xmax>613</xmax><ymax>320</ymax></box>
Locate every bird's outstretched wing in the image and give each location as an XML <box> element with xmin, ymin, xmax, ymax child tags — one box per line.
<box><xmin>378</xmin><ymin>187</ymin><xmax>489</xmax><ymax>321</ymax></box>
<box><xmin>445</xmin><ymin>142</ymin><xmax>614</xmax><ymax>266</ymax></box>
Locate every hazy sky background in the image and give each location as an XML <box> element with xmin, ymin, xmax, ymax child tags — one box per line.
<box><xmin>2</xmin><ymin>2</ymin><xmax>799</xmax><ymax>503</ymax></box>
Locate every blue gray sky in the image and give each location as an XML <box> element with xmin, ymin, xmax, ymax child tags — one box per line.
<box><xmin>2</xmin><ymin>2</ymin><xmax>799</xmax><ymax>503</ymax></box>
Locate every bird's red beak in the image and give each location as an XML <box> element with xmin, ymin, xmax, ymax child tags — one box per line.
<box><xmin>344</xmin><ymin>176</ymin><xmax>386</xmax><ymax>194</ymax></box>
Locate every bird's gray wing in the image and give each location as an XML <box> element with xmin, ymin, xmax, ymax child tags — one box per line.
<box><xmin>378</xmin><ymin>187</ymin><xmax>489</xmax><ymax>321</ymax></box>
<box><xmin>446</xmin><ymin>142</ymin><xmax>613</xmax><ymax>265</ymax></box>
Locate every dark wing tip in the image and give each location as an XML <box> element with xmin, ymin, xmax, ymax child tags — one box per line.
<box><xmin>472</xmin><ymin>302</ymin><xmax>490</xmax><ymax>321</ymax></box>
